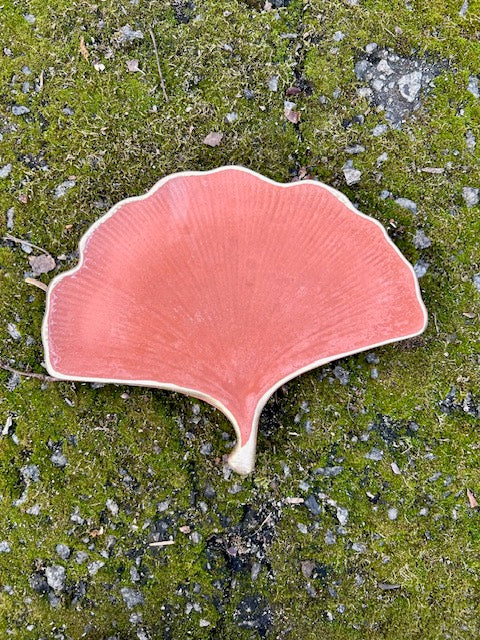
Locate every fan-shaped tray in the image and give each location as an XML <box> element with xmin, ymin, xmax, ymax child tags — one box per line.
<box><xmin>42</xmin><ymin>167</ymin><xmax>427</xmax><ymax>474</ymax></box>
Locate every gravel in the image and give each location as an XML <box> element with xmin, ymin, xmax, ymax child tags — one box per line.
<box><xmin>342</xmin><ymin>161</ymin><xmax>362</xmax><ymax>185</ymax></box>
<box><xmin>0</xmin><ymin>541</ymin><xmax>11</xmax><ymax>553</ymax></box>
<box><xmin>118</xmin><ymin>25</ymin><xmax>144</xmax><ymax>43</ymax></box>
<box><xmin>414</xmin><ymin>259</ymin><xmax>429</xmax><ymax>278</ymax></box>
<box><xmin>55</xmin><ymin>543</ymin><xmax>71</xmax><ymax>560</ymax></box>
<box><xmin>121</xmin><ymin>587</ymin><xmax>145</xmax><ymax>609</ymax></box>
<box><xmin>54</xmin><ymin>180</ymin><xmax>76</xmax><ymax>199</ymax></box>
<box><xmin>395</xmin><ymin>197</ymin><xmax>417</xmax><ymax>213</ymax></box>
<box><xmin>336</xmin><ymin>506</ymin><xmax>349</xmax><ymax>526</ymax></box>
<box><xmin>0</xmin><ymin>164</ymin><xmax>12</xmax><ymax>178</ymax></box>
<box><xmin>387</xmin><ymin>507</ymin><xmax>398</xmax><ymax>520</ymax></box>
<box><xmin>365</xmin><ymin>448</ymin><xmax>384</xmax><ymax>461</ymax></box>
<box><xmin>354</xmin><ymin>48</ymin><xmax>444</xmax><ymax>125</ymax></box>
<box><xmin>467</xmin><ymin>75</ymin><xmax>479</xmax><ymax>98</ymax></box>
<box><xmin>45</xmin><ymin>565</ymin><xmax>66</xmax><ymax>592</ymax></box>
<box><xmin>12</xmin><ymin>105</ymin><xmax>30</xmax><ymax>115</ymax></box>
<box><xmin>268</xmin><ymin>75</ymin><xmax>279</xmax><ymax>91</ymax></box>
<box><xmin>414</xmin><ymin>229</ymin><xmax>432</xmax><ymax>249</ymax></box>
<box><xmin>473</xmin><ymin>274</ymin><xmax>480</xmax><ymax>293</ymax></box>
<box><xmin>304</xmin><ymin>495</ymin><xmax>321</xmax><ymax>516</ymax></box>
<box><xmin>462</xmin><ymin>186</ymin><xmax>479</xmax><ymax>207</ymax></box>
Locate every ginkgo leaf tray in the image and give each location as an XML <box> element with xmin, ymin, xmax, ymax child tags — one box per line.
<box><xmin>42</xmin><ymin>166</ymin><xmax>427</xmax><ymax>474</ymax></box>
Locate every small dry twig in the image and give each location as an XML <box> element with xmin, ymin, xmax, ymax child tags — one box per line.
<box><xmin>0</xmin><ymin>360</ymin><xmax>57</xmax><ymax>382</ymax></box>
<box><xmin>149</xmin><ymin>540</ymin><xmax>175</xmax><ymax>547</ymax></box>
<box><xmin>149</xmin><ymin>28</ymin><xmax>169</xmax><ymax>103</ymax></box>
<box><xmin>3</xmin><ymin>233</ymin><xmax>50</xmax><ymax>256</ymax></box>
<box><xmin>24</xmin><ymin>277</ymin><xmax>48</xmax><ymax>292</ymax></box>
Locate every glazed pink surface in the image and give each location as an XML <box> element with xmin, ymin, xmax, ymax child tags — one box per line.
<box><xmin>43</xmin><ymin>167</ymin><xmax>427</xmax><ymax>472</ymax></box>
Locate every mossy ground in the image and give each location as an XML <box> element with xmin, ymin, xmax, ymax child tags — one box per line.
<box><xmin>1</xmin><ymin>0</ymin><xmax>479</xmax><ymax>637</ymax></box>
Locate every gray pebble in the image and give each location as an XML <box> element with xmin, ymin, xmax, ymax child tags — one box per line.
<box><xmin>88</xmin><ymin>560</ymin><xmax>105</xmax><ymax>576</ymax></box>
<box><xmin>351</xmin><ymin>542</ymin><xmax>366</xmax><ymax>552</ymax></box>
<box><xmin>7</xmin><ymin>323</ymin><xmax>21</xmax><ymax>341</ymax></box>
<box><xmin>225</xmin><ymin>111</ymin><xmax>238</xmax><ymax>123</ymax></box>
<box><xmin>342</xmin><ymin>161</ymin><xmax>362</xmax><ymax>186</ymax></box>
<box><xmin>395</xmin><ymin>197</ymin><xmax>417</xmax><ymax>213</ymax></box>
<box><xmin>315</xmin><ymin>465</ymin><xmax>343</xmax><ymax>477</ymax></box>
<box><xmin>345</xmin><ymin>144</ymin><xmax>365</xmax><ymax>154</ymax></box>
<box><xmin>0</xmin><ymin>541</ymin><xmax>11</xmax><ymax>553</ymax></box>
<box><xmin>199</xmin><ymin>443</ymin><xmax>212</xmax><ymax>455</ymax></box>
<box><xmin>365</xmin><ymin>447</ymin><xmax>383</xmax><ymax>461</ymax></box>
<box><xmin>324</xmin><ymin>529</ymin><xmax>336</xmax><ymax>545</ymax></box>
<box><xmin>336</xmin><ymin>506</ymin><xmax>349</xmax><ymax>526</ymax></box>
<box><xmin>130</xmin><ymin>566</ymin><xmax>140</xmax><ymax>582</ymax></box>
<box><xmin>21</xmin><ymin>464</ymin><xmax>39</xmax><ymax>482</ymax></box>
<box><xmin>55</xmin><ymin>543</ymin><xmax>71</xmax><ymax>560</ymax></box>
<box><xmin>26</xmin><ymin>504</ymin><xmax>41</xmax><ymax>515</ymax></box>
<box><xmin>268</xmin><ymin>75</ymin><xmax>279</xmax><ymax>92</ymax></box>
<box><xmin>372</xmin><ymin>124</ymin><xmax>388</xmax><ymax>136</ymax></box>
<box><xmin>6</xmin><ymin>207</ymin><xmax>14</xmax><ymax>229</ymax></box>
<box><xmin>305</xmin><ymin>495</ymin><xmax>321</xmax><ymax>516</ymax></box>
<box><xmin>54</xmin><ymin>180</ymin><xmax>75</xmax><ymax>199</ymax></box>
<box><xmin>398</xmin><ymin>71</ymin><xmax>422</xmax><ymax>102</ymax></box>
<box><xmin>118</xmin><ymin>24</ymin><xmax>144</xmax><ymax>43</ymax></box>
<box><xmin>24</xmin><ymin>13</ymin><xmax>36</xmax><ymax>24</ymax></box>
<box><xmin>414</xmin><ymin>229</ymin><xmax>432</xmax><ymax>249</ymax></box>
<box><xmin>106</xmin><ymin>498</ymin><xmax>119</xmax><ymax>515</ymax></box>
<box><xmin>466</xmin><ymin>130</ymin><xmax>476</xmax><ymax>150</ymax></box>
<box><xmin>414</xmin><ymin>259</ymin><xmax>429</xmax><ymax>278</ymax></box>
<box><xmin>333</xmin><ymin>365</ymin><xmax>350</xmax><ymax>385</ymax></box>
<box><xmin>365</xmin><ymin>352</ymin><xmax>379</xmax><ymax>364</ymax></box>
<box><xmin>462</xmin><ymin>186</ymin><xmax>479</xmax><ymax>207</ymax></box>
<box><xmin>50</xmin><ymin>452</ymin><xmax>67</xmax><ymax>468</ymax></box>
<box><xmin>459</xmin><ymin>0</ymin><xmax>469</xmax><ymax>16</ymax></box>
<box><xmin>0</xmin><ymin>164</ymin><xmax>12</xmax><ymax>178</ymax></box>
<box><xmin>467</xmin><ymin>75</ymin><xmax>479</xmax><ymax>98</ymax></box>
<box><xmin>370</xmin><ymin>367</ymin><xmax>379</xmax><ymax>379</ymax></box>
<box><xmin>75</xmin><ymin>551</ymin><xmax>88</xmax><ymax>564</ymax></box>
<box><xmin>12</xmin><ymin>105</ymin><xmax>30</xmax><ymax>115</ymax></box>
<box><xmin>473</xmin><ymin>274</ymin><xmax>480</xmax><ymax>293</ymax></box>
<box><xmin>387</xmin><ymin>507</ymin><xmax>398</xmax><ymax>520</ymax></box>
<box><xmin>121</xmin><ymin>587</ymin><xmax>144</xmax><ymax>609</ymax></box>
<box><xmin>45</xmin><ymin>565</ymin><xmax>66</xmax><ymax>592</ymax></box>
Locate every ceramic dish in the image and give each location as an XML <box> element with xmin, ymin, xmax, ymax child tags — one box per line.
<box><xmin>42</xmin><ymin>167</ymin><xmax>427</xmax><ymax>474</ymax></box>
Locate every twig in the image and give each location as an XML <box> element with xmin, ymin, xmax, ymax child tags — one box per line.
<box><xmin>3</xmin><ymin>233</ymin><xmax>50</xmax><ymax>256</ymax></box>
<box><xmin>25</xmin><ymin>277</ymin><xmax>48</xmax><ymax>292</ymax></box>
<box><xmin>149</xmin><ymin>540</ymin><xmax>175</xmax><ymax>547</ymax></box>
<box><xmin>0</xmin><ymin>360</ymin><xmax>57</xmax><ymax>382</ymax></box>
<box><xmin>149</xmin><ymin>28</ymin><xmax>169</xmax><ymax>103</ymax></box>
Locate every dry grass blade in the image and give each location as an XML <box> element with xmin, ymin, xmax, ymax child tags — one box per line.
<box><xmin>149</xmin><ymin>28</ymin><xmax>169</xmax><ymax>103</ymax></box>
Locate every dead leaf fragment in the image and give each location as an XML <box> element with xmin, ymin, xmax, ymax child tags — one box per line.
<box><xmin>284</xmin><ymin>106</ymin><xmax>300</xmax><ymax>124</ymax></box>
<box><xmin>286</xmin><ymin>86</ymin><xmax>301</xmax><ymax>96</ymax></box>
<box><xmin>285</xmin><ymin>497</ymin><xmax>304</xmax><ymax>504</ymax></box>
<box><xmin>467</xmin><ymin>488</ymin><xmax>478</xmax><ymax>508</ymax></box>
<box><xmin>80</xmin><ymin>36</ymin><xmax>89</xmax><ymax>61</ymax></box>
<box><xmin>301</xmin><ymin>560</ymin><xmax>315</xmax><ymax>579</ymax></box>
<box><xmin>126</xmin><ymin>59</ymin><xmax>140</xmax><ymax>73</ymax></box>
<box><xmin>203</xmin><ymin>131</ymin><xmax>223</xmax><ymax>147</ymax></box>
<box><xmin>28</xmin><ymin>254</ymin><xmax>56</xmax><ymax>276</ymax></box>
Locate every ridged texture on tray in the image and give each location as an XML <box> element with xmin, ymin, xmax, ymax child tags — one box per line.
<box><xmin>43</xmin><ymin>167</ymin><xmax>427</xmax><ymax>474</ymax></box>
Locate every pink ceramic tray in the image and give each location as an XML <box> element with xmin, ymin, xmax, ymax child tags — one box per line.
<box><xmin>42</xmin><ymin>167</ymin><xmax>427</xmax><ymax>474</ymax></box>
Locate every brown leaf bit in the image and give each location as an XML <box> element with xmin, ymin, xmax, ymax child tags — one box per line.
<box><xmin>126</xmin><ymin>59</ymin><xmax>140</xmax><ymax>73</ymax></box>
<box><xmin>203</xmin><ymin>131</ymin><xmax>223</xmax><ymax>147</ymax></box>
<box><xmin>89</xmin><ymin>526</ymin><xmax>104</xmax><ymax>537</ymax></box>
<box><xmin>301</xmin><ymin>560</ymin><xmax>316</xmax><ymax>579</ymax></box>
<box><xmin>179</xmin><ymin>525</ymin><xmax>191</xmax><ymax>534</ymax></box>
<box><xmin>284</xmin><ymin>106</ymin><xmax>300</xmax><ymax>124</ymax></box>
<box><xmin>467</xmin><ymin>488</ymin><xmax>478</xmax><ymax>508</ymax></box>
<box><xmin>80</xmin><ymin>36</ymin><xmax>89</xmax><ymax>61</ymax></box>
<box><xmin>286</xmin><ymin>86</ymin><xmax>301</xmax><ymax>96</ymax></box>
<box><xmin>28</xmin><ymin>254</ymin><xmax>56</xmax><ymax>276</ymax></box>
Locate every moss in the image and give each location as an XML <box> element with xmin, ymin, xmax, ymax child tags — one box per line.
<box><xmin>1</xmin><ymin>0</ymin><xmax>479</xmax><ymax>637</ymax></box>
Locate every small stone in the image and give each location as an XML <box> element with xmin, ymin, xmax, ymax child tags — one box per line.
<box><xmin>130</xmin><ymin>566</ymin><xmax>140</xmax><ymax>582</ymax></box>
<box><xmin>118</xmin><ymin>24</ymin><xmax>144</xmax><ymax>43</ymax></box>
<box><xmin>26</xmin><ymin>504</ymin><xmax>41</xmax><ymax>515</ymax></box>
<box><xmin>75</xmin><ymin>551</ymin><xmax>88</xmax><ymax>564</ymax></box>
<box><xmin>55</xmin><ymin>544</ymin><xmax>71</xmax><ymax>560</ymax></box>
<box><xmin>387</xmin><ymin>507</ymin><xmax>398</xmax><ymax>520</ymax></box>
<box><xmin>336</xmin><ymin>506</ymin><xmax>349</xmax><ymax>526</ymax></box>
<box><xmin>87</xmin><ymin>560</ymin><xmax>104</xmax><ymax>576</ymax></box>
<box><xmin>333</xmin><ymin>365</ymin><xmax>350</xmax><ymax>385</ymax></box>
<box><xmin>106</xmin><ymin>498</ymin><xmax>119</xmax><ymax>516</ymax></box>
<box><xmin>6</xmin><ymin>207</ymin><xmax>14</xmax><ymax>229</ymax></box>
<box><xmin>7</xmin><ymin>323</ymin><xmax>21</xmax><ymax>341</ymax></box>
<box><xmin>12</xmin><ymin>105</ymin><xmax>30</xmax><ymax>115</ymax></box>
<box><xmin>225</xmin><ymin>111</ymin><xmax>238</xmax><ymax>123</ymax></box>
<box><xmin>54</xmin><ymin>180</ymin><xmax>75</xmax><ymax>199</ymax></box>
<box><xmin>351</xmin><ymin>542</ymin><xmax>366</xmax><ymax>552</ymax></box>
<box><xmin>473</xmin><ymin>274</ymin><xmax>480</xmax><ymax>293</ymax></box>
<box><xmin>398</xmin><ymin>71</ymin><xmax>422</xmax><ymax>102</ymax></box>
<box><xmin>377</xmin><ymin>59</ymin><xmax>393</xmax><ymax>75</ymax></box>
<box><xmin>315</xmin><ymin>465</ymin><xmax>343</xmax><ymax>477</ymax></box>
<box><xmin>297</xmin><ymin>522</ymin><xmax>308</xmax><ymax>534</ymax></box>
<box><xmin>365</xmin><ymin>448</ymin><xmax>383</xmax><ymax>461</ymax></box>
<box><xmin>395</xmin><ymin>197</ymin><xmax>417</xmax><ymax>213</ymax></box>
<box><xmin>466</xmin><ymin>130</ymin><xmax>476</xmax><ymax>150</ymax></box>
<box><xmin>333</xmin><ymin>31</ymin><xmax>345</xmax><ymax>42</ymax></box>
<box><xmin>62</xmin><ymin>106</ymin><xmax>75</xmax><ymax>116</ymax></box>
<box><xmin>365</xmin><ymin>352</ymin><xmax>379</xmax><ymax>364</ymax></box>
<box><xmin>45</xmin><ymin>565</ymin><xmax>66</xmax><ymax>592</ymax></box>
<box><xmin>419</xmin><ymin>507</ymin><xmax>429</xmax><ymax>516</ymax></box>
<box><xmin>304</xmin><ymin>495</ymin><xmax>321</xmax><ymax>516</ymax></box>
<box><xmin>342</xmin><ymin>162</ymin><xmax>361</xmax><ymax>185</ymax></box>
<box><xmin>345</xmin><ymin>144</ymin><xmax>365</xmax><ymax>154</ymax></box>
<box><xmin>24</xmin><ymin>13</ymin><xmax>36</xmax><ymax>24</ymax></box>
<box><xmin>462</xmin><ymin>186</ymin><xmax>479</xmax><ymax>207</ymax></box>
<box><xmin>251</xmin><ymin>562</ymin><xmax>261</xmax><ymax>581</ymax></box>
<box><xmin>268</xmin><ymin>75</ymin><xmax>279</xmax><ymax>91</ymax></box>
<box><xmin>365</xmin><ymin>42</ymin><xmax>377</xmax><ymax>54</ymax></box>
<box><xmin>157</xmin><ymin>499</ymin><xmax>170</xmax><ymax>512</ymax></box>
<box><xmin>324</xmin><ymin>529</ymin><xmax>336</xmax><ymax>545</ymax></box>
<box><xmin>243</xmin><ymin>88</ymin><xmax>255</xmax><ymax>100</ymax></box>
<box><xmin>29</xmin><ymin>572</ymin><xmax>49</xmax><ymax>593</ymax></box>
<box><xmin>370</xmin><ymin>368</ymin><xmax>379</xmax><ymax>379</ymax></box>
<box><xmin>126</xmin><ymin>59</ymin><xmax>140</xmax><ymax>73</ymax></box>
<box><xmin>301</xmin><ymin>560</ymin><xmax>315</xmax><ymax>579</ymax></box>
<box><xmin>50</xmin><ymin>451</ymin><xmax>67</xmax><ymax>468</ymax></box>
<box><xmin>121</xmin><ymin>587</ymin><xmax>144</xmax><ymax>609</ymax></box>
<box><xmin>199</xmin><ymin>443</ymin><xmax>212</xmax><ymax>455</ymax></box>
<box><xmin>21</xmin><ymin>464</ymin><xmax>39</xmax><ymax>482</ymax></box>
<box><xmin>199</xmin><ymin>619</ymin><xmax>210</xmax><ymax>627</ymax></box>
<box><xmin>0</xmin><ymin>541</ymin><xmax>11</xmax><ymax>553</ymax></box>
<box><xmin>0</xmin><ymin>164</ymin><xmax>12</xmax><ymax>178</ymax></box>
<box><xmin>203</xmin><ymin>131</ymin><xmax>223</xmax><ymax>147</ymax></box>
<box><xmin>467</xmin><ymin>75</ymin><xmax>479</xmax><ymax>98</ymax></box>
<box><xmin>376</xmin><ymin>152</ymin><xmax>388</xmax><ymax>166</ymax></box>
<box><xmin>414</xmin><ymin>259</ymin><xmax>429</xmax><ymax>278</ymax></box>
<box><xmin>414</xmin><ymin>229</ymin><xmax>432</xmax><ymax>249</ymax></box>
<box><xmin>459</xmin><ymin>0</ymin><xmax>469</xmax><ymax>16</ymax></box>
